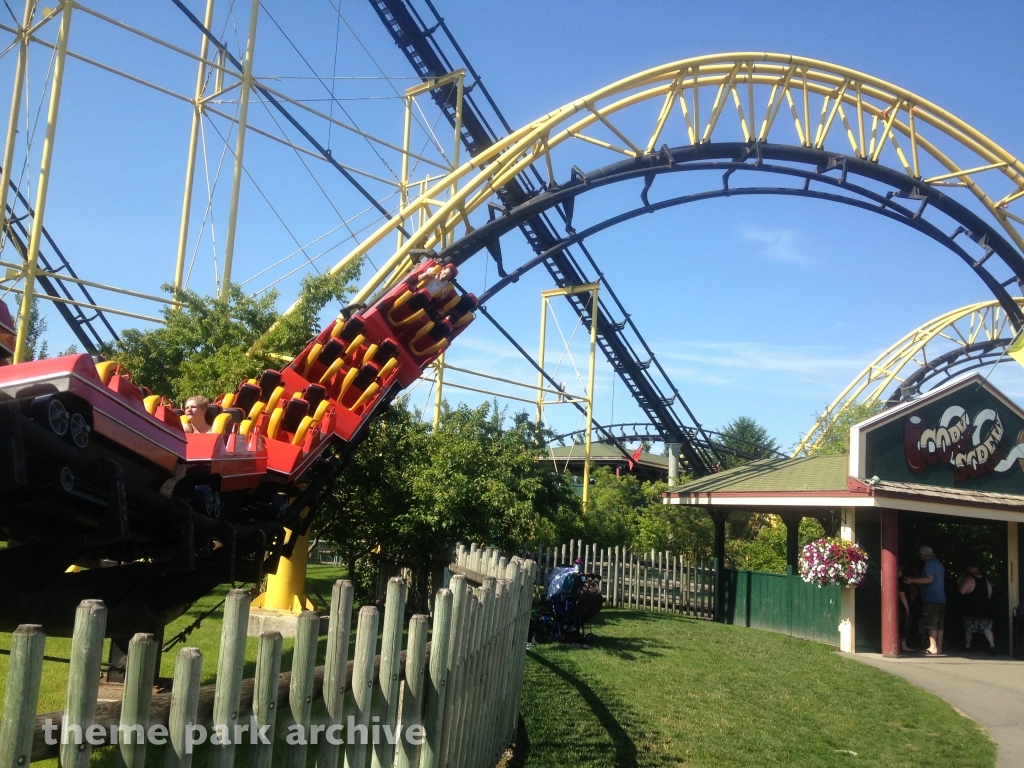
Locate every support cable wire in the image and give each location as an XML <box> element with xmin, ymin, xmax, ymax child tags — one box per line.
<box><xmin>203</xmin><ymin>117</ymin><xmax>321</xmax><ymax>275</ymax></box>
<box><xmin>170</xmin><ymin>0</ymin><xmax>411</xmax><ymax>239</ymax></box>
<box><xmin>324</xmin><ymin>0</ymin><xmax>449</xmax><ymax>153</ymax></box>
<box><xmin>464</xmin><ymin>290</ymin><xmax>636</xmax><ymax>465</ymax></box>
<box><xmin>258</xmin><ymin>1</ymin><xmax>400</xmax><ymax>182</ymax></box>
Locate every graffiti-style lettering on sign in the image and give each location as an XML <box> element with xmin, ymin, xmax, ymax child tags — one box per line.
<box><xmin>905</xmin><ymin>406</ymin><xmax>1024</xmax><ymax>482</ymax></box>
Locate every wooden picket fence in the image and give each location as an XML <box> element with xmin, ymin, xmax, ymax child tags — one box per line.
<box><xmin>0</xmin><ymin>545</ymin><xmax>534</xmax><ymax>768</ymax></box>
<box><xmin>534</xmin><ymin>540</ymin><xmax>715</xmax><ymax>619</ymax></box>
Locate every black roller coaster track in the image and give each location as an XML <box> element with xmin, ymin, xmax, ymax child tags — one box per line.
<box><xmin>370</xmin><ymin>0</ymin><xmax>724</xmax><ymax>476</ymax></box>
<box><xmin>440</xmin><ymin>144</ymin><xmax>1024</xmax><ymax>328</ymax></box>
<box><xmin>888</xmin><ymin>339</ymin><xmax>1013</xmax><ymax>405</ymax></box>
<box><xmin>551</xmin><ymin>423</ymin><xmax>786</xmax><ymax>462</ymax></box>
<box><xmin>1</xmin><ymin>170</ymin><xmax>119</xmax><ymax>352</ymax></box>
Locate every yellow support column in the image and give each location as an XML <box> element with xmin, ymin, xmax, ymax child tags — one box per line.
<box><xmin>13</xmin><ymin>0</ymin><xmax>71</xmax><ymax>364</ymax></box>
<box><xmin>252</xmin><ymin>528</ymin><xmax>315</xmax><ymax>613</ymax></box>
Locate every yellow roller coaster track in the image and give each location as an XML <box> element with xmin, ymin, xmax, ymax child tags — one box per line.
<box><xmin>274</xmin><ymin>52</ymin><xmax>1024</xmax><ymax>324</ymax></box>
<box><xmin>792</xmin><ymin>297</ymin><xmax>1024</xmax><ymax>457</ymax></box>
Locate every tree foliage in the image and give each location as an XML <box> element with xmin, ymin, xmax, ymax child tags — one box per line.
<box><xmin>103</xmin><ymin>267</ymin><xmax>359</xmax><ymax>402</ymax></box>
<box><xmin>319</xmin><ymin>399</ymin><xmax>582</xmax><ymax>593</ymax></box>
<box><xmin>576</xmin><ymin>467</ymin><xmax>714</xmax><ymax>559</ymax></box>
<box><xmin>716</xmin><ymin>416</ymin><xmax>779</xmax><ymax>468</ymax></box>
<box><xmin>805</xmin><ymin>400</ymin><xmax>886</xmax><ymax>456</ymax></box>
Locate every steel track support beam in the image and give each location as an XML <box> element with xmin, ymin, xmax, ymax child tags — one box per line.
<box><xmin>538</xmin><ymin>283</ymin><xmax>600</xmax><ymax>509</ymax></box>
<box><xmin>173</xmin><ymin>0</ymin><xmax>216</xmax><ymax>295</ymax></box>
<box><xmin>13</xmin><ymin>0</ymin><xmax>71</xmax><ymax>364</ymax></box>
<box><xmin>0</xmin><ymin>0</ymin><xmax>36</xmax><ymax>233</ymax></box>
<box><xmin>220</xmin><ymin>0</ymin><xmax>259</xmax><ymax>297</ymax></box>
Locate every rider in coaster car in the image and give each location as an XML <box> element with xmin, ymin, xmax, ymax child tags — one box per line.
<box><xmin>183</xmin><ymin>395</ymin><xmax>212</xmax><ymax>434</ymax></box>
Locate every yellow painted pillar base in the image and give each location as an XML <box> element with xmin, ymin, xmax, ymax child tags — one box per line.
<box><xmin>252</xmin><ymin>528</ymin><xmax>315</xmax><ymax>613</ymax></box>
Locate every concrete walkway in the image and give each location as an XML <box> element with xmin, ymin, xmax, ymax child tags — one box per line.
<box><xmin>843</xmin><ymin>652</ymin><xmax>1024</xmax><ymax>768</ymax></box>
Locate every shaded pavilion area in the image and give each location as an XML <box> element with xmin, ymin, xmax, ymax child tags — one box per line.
<box><xmin>664</xmin><ymin>374</ymin><xmax>1024</xmax><ymax>657</ymax></box>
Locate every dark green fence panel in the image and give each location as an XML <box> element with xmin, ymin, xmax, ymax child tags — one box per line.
<box><xmin>721</xmin><ymin>568</ymin><xmax>840</xmax><ymax>645</ymax></box>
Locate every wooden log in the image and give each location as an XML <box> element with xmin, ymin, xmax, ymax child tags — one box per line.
<box><xmin>284</xmin><ymin>611</ymin><xmax>319</xmax><ymax>768</ymax></box>
<box><xmin>210</xmin><ymin>589</ymin><xmax>249</xmax><ymax>768</ymax></box>
<box><xmin>346</xmin><ymin>605</ymin><xmax>380</xmax><ymax>768</ymax></box>
<box><xmin>115</xmin><ymin>633</ymin><xmax>158</xmax><ymax>768</ymax></box>
<box><xmin>494</xmin><ymin>568</ymin><xmax>522</xmax><ymax>764</ymax></box>
<box><xmin>451</xmin><ymin>586</ymin><xmax>486</xmax><ymax>767</ymax></box>
<box><xmin>420</xmin><ymin>588</ymin><xmax>452</xmax><ymax>767</ymax></box>
<box><xmin>0</xmin><ymin>624</ymin><xmax>44</xmax><ymax>768</ymax></box>
<box><xmin>469</xmin><ymin>579</ymin><xmax>501</xmax><ymax>767</ymax></box>
<box><xmin>476</xmin><ymin>579</ymin><xmax>506</xmax><ymax>766</ymax></box>
<box><xmin>612</xmin><ymin>546</ymin><xmax>619</xmax><ymax>608</ymax></box>
<box><xmin>437</xmin><ymin>578</ymin><xmax>469</xmax><ymax>768</ymax></box>
<box><xmin>373</xmin><ymin>578</ymin><xmax>408</xmax><ymax>768</ymax></box>
<box><xmin>662</xmin><ymin>552</ymin><xmax>668</xmax><ymax>612</ymax></box>
<box><xmin>61</xmin><ymin>599</ymin><xmax>107</xmax><ymax>768</ymax></box>
<box><xmin>165</xmin><ymin>648</ymin><xmax>202</xmax><ymax>768</ymax></box>
<box><xmin>250</xmin><ymin>632</ymin><xmax>282</xmax><ymax>768</ymax></box>
<box><xmin>495</xmin><ymin>561</ymin><xmax>521</xmax><ymax>752</ymax></box>
<box><xmin>397</xmin><ymin>615</ymin><xmax>428</xmax><ymax>768</ymax></box>
<box><xmin>319</xmin><ymin>580</ymin><xmax>353</xmax><ymax>768</ymax></box>
<box><xmin>506</xmin><ymin>561</ymin><xmax>535</xmax><ymax>744</ymax></box>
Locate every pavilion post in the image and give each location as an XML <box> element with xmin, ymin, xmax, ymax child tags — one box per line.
<box><xmin>880</xmin><ymin>508</ymin><xmax>899</xmax><ymax>658</ymax></box>
<box><xmin>1009</xmin><ymin>522</ymin><xmax>1019</xmax><ymax>656</ymax></box>
<box><xmin>838</xmin><ymin>507</ymin><xmax>857</xmax><ymax>652</ymax></box>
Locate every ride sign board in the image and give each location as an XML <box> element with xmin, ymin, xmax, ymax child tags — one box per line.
<box><xmin>851</xmin><ymin>373</ymin><xmax>1024</xmax><ymax>494</ymax></box>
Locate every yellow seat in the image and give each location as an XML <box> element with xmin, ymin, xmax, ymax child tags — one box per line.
<box><xmin>95</xmin><ymin>360</ymin><xmax>118</xmax><ymax>385</ymax></box>
<box><xmin>291</xmin><ymin>415</ymin><xmax>314</xmax><ymax>446</ymax></box>
<box><xmin>210</xmin><ymin>412</ymin><xmax>232</xmax><ymax>434</ymax></box>
<box><xmin>266</xmin><ymin>406</ymin><xmax>285</xmax><ymax>440</ymax></box>
<box><xmin>143</xmin><ymin>394</ymin><xmax>161</xmax><ymax>415</ymax></box>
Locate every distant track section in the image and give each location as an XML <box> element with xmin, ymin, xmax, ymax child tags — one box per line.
<box><xmin>369</xmin><ymin>0</ymin><xmax>721</xmax><ymax>475</ymax></box>
<box><xmin>3</xmin><ymin>172</ymin><xmax>118</xmax><ymax>352</ymax></box>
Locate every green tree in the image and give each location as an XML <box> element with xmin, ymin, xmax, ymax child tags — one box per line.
<box><xmin>717</xmin><ymin>416</ymin><xmax>779</xmax><ymax>468</ymax></box>
<box><xmin>805</xmin><ymin>400</ymin><xmax>886</xmax><ymax>456</ymax></box>
<box><xmin>103</xmin><ymin>268</ymin><xmax>359</xmax><ymax>402</ymax></box>
<box><xmin>727</xmin><ymin>516</ymin><xmax>826</xmax><ymax>573</ymax></box>
<box><xmin>579</xmin><ymin>469</ymin><xmax>715</xmax><ymax>558</ymax></box>
<box><xmin>320</xmin><ymin>399</ymin><xmax>582</xmax><ymax>601</ymax></box>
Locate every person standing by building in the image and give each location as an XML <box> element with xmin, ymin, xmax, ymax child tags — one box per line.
<box><xmin>959</xmin><ymin>563</ymin><xmax>996</xmax><ymax>655</ymax></box>
<box><xmin>898</xmin><ymin>565</ymin><xmax>915</xmax><ymax>653</ymax></box>
<box><xmin>904</xmin><ymin>546</ymin><xmax>945</xmax><ymax>655</ymax></box>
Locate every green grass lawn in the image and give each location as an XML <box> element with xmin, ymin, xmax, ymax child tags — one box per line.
<box><xmin>517</xmin><ymin>609</ymin><xmax>997</xmax><ymax>768</ymax></box>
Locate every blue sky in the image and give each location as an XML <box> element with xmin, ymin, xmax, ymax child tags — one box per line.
<box><xmin>2</xmin><ymin>1</ymin><xmax>1022</xmax><ymax>453</ymax></box>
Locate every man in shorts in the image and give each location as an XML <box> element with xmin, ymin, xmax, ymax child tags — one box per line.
<box><xmin>903</xmin><ymin>545</ymin><xmax>945</xmax><ymax>655</ymax></box>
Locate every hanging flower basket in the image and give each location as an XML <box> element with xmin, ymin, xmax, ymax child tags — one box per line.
<box><xmin>799</xmin><ymin>538</ymin><xmax>869</xmax><ymax>588</ymax></box>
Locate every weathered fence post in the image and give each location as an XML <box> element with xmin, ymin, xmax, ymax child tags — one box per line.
<box><xmin>397</xmin><ymin>614</ymin><xmax>428</xmax><ymax>768</ymax></box>
<box><xmin>285</xmin><ymin>611</ymin><xmax>320</xmax><ymax>768</ymax></box>
<box><xmin>320</xmin><ymin>579</ymin><xmax>353</xmax><ymax>768</ymax></box>
<box><xmin>116</xmin><ymin>632</ymin><xmax>159</xmax><ymax>768</ymax></box>
<box><xmin>0</xmin><ymin>624</ymin><xmax>44</xmax><ymax>768</ymax></box>
<box><xmin>373</xmin><ymin>578</ymin><xmax>408</xmax><ymax>768</ymax></box>
<box><xmin>346</xmin><ymin>606</ymin><xmax>380</xmax><ymax>768</ymax></box>
<box><xmin>438</xmin><ymin>577</ymin><xmax>469</xmax><ymax>768</ymax></box>
<box><xmin>165</xmin><ymin>648</ymin><xmax>202</xmax><ymax>768</ymax></box>
<box><xmin>507</xmin><ymin>561</ymin><xmax>535</xmax><ymax>746</ymax></box>
<box><xmin>251</xmin><ymin>631</ymin><xmax>282</xmax><ymax>768</ymax></box>
<box><xmin>418</xmin><ymin>588</ymin><xmax>452</xmax><ymax>768</ymax></box>
<box><xmin>61</xmin><ymin>599</ymin><xmax>107</xmax><ymax>768</ymax></box>
<box><xmin>210</xmin><ymin>589</ymin><xmax>250</xmax><ymax>768</ymax></box>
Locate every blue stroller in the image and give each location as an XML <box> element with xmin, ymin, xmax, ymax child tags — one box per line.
<box><xmin>531</xmin><ymin>562</ymin><xmax>604</xmax><ymax>643</ymax></box>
